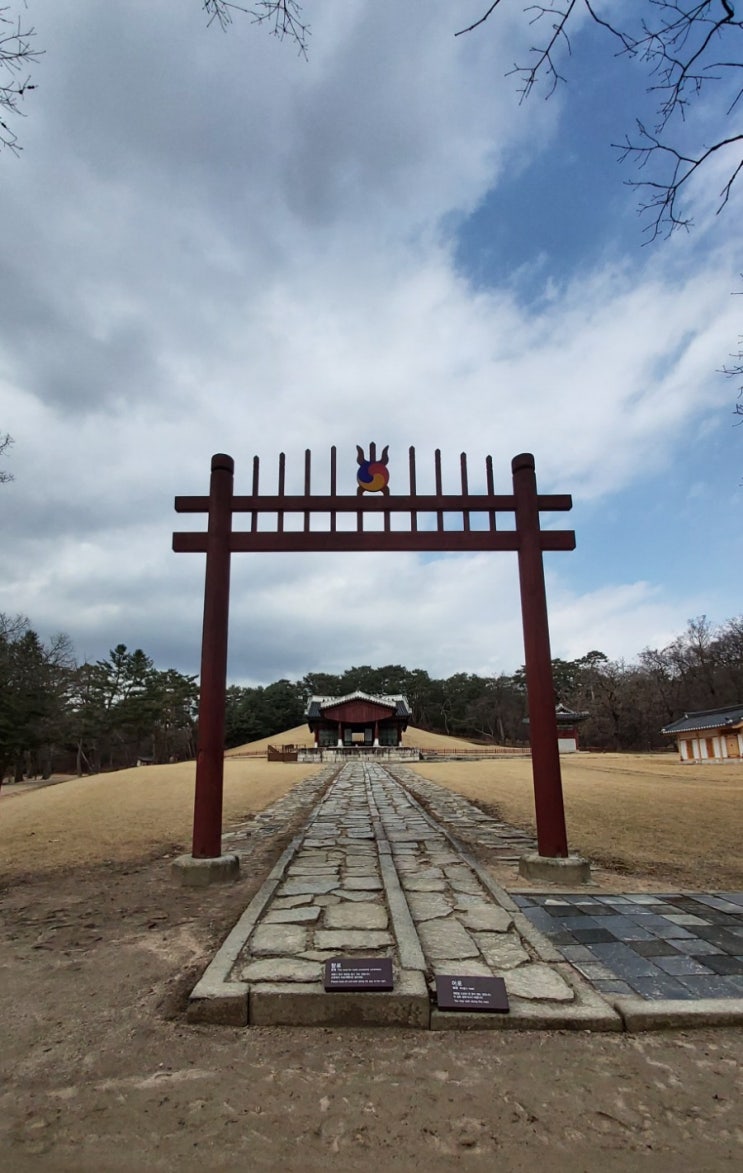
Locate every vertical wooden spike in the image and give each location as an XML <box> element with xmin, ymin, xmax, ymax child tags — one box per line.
<box><xmin>434</xmin><ymin>449</ymin><xmax>443</xmax><ymax>532</ymax></box>
<box><xmin>486</xmin><ymin>454</ymin><xmax>496</xmax><ymax>532</ymax></box>
<box><xmin>409</xmin><ymin>445</ymin><xmax>417</xmax><ymax>532</ymax></box>
<box><xmin>277</xmin><ymin>452</ymin><xmax>286</xmax><ymax>534</ymax></box>
<box><xmin>251</xmin><ymin>455</ymin><xmax>259</xmax><ymax>533</ymax></box>
<box><xmin>461</xmin><ymin>452</ymin><xmax>470</xmax><ymax>532</ymax></box>
<box><xmin>330</xmin><ymin>446</ymin><xmax>337</xmax><ymax>533</ymax></box>
<box><xmin>304</xmin><ymin>449</ymin><xmax>311</xmax><ymax>533</ymax></box>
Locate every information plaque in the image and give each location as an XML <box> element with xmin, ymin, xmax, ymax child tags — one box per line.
<box><xmin>324</xmin><ymin>958</ymin><xmax>394</xmax><ymax>992</ymax></box>
<box><xmin>435</xmin><ymin>975</ymin><xmax>510</xmax><ymax>1013</ymax></box>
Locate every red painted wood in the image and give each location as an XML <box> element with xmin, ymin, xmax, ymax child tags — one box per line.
<box><xmin>173</xmin><ymin>530</ymin><xmax>574</xmax><ymax>553</ymax></box>
<box><xmin>322</xmin><ymin>699</ymin><xmax>395</xmax><ymax>723</ymax></box>
<box><xmin>512</xmin><ymin>452</ymin><xmax>569</xmax><ymax>858</ymax></box>
<box><xmin>191</xmin><ymin>454</ymin><xmax>233</xmax><ymax>859</ymax></box>
<box><xmin>250</xmin><ymin>455</ymin><xmax>259</xmax><ymax>533</ymax></box>
<box><xmin>409</xmin><ymin>446</ymin><xmax>418</xmax><ymax>532</ymax></box>
<box><xmin>175</xmin><ymin>492</ymin><xmax>573</xmax><ymax>513</ymax></box>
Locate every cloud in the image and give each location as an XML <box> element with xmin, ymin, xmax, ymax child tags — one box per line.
<box><xmin>1</xmin><ymin>0</ymin><xmax>740</xmax><ymax>686</ymax></box>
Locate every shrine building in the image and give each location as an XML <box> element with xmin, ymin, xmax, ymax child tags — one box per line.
<box><xmin>661</xmin><ymin>704</ymin><xmax>743</xmax><ymax>763</ymax></box>
<box><xmin>524</xmin><ymin>703</ymin><xmax>589</xmax><ymax>754</ymax></box>
<box><xmin>554</xmin><ymin>704</ymin><xmax>590</xmax><ymax>753</ymax></box>
<box><xmin>303</xmin><ymin>691</ymin><xmax>415</xmax><ymax>761</ymax></box>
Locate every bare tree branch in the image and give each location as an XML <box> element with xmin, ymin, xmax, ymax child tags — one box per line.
<box><xmin>616</xmin><ymin>122</ymin><xmax>743</xmax><ymax>239</ymax></box>
<box><xmin>459</xmin><ymin>2</ymin><xmax>743</xmax><ymax>238</ymax></box>
<box><xmin>0</xmin><ymin>3</ymin><xmax>42</xmax><ymax>154</ymax></box>
<box><xmin>455</xmin><ymin>2</ymin><xmax>506</xmax><ymax>38</ymax></box>
<box><xmin>0</xmin><ymin>432</ymin><xmax>14</xmax><ymax>483</ymax></box>
<box><xmin>203</xmin><ymin>1</ymin><xmax>310</xmax><ymax>56</ymax></box>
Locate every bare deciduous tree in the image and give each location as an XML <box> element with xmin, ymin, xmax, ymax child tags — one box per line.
<box><xmin>458</xmin><ymin>1</ymin><xmax>743</xmax><ymax>241</ymax></box>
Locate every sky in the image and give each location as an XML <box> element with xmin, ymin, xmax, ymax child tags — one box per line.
<box><xmin>1</xmin><ymin>0</ymin><xmax>741</xmax><ymax>687</ymax></box>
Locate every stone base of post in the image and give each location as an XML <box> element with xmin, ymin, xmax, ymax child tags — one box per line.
<box><xmin>172</xmin><ymin>853</ymin><xmax>240</xmax><ymax>887</ymax></box>
<box><xmin>518</xmin><ymin>852</ymin><xmax>591</xmax><ymax>885</ymax></box>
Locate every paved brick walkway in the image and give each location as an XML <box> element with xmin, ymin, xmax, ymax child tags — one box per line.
<box><xmin>513</xmin><ymin>891</ymin><xmax>743</xmax><ymax>1000</ymax></box>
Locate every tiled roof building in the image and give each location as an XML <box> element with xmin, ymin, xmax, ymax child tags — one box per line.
<box><xmin>661</xmin><ymin>704</ymin><xmax>743</xmax><ymax>762</ymax></box>
<box><xmin>305</xmin><ymin>691</ymin><xmax>411</xmax><ymax>751</ymax></box>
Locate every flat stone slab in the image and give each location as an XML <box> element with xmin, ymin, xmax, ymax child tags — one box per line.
<box><xmin>450</xmin><ymin>878</ymin><xmax>484</xmax><ymax>896</ymax></box>
<box><xmin>279</xmin><ymin>877</ymin><xmax>340</xmax><ymax>896</ymax></box>
<box><xmin>324</xmin><ymin>903</ymin><xmax>389</xmax><ymax>930</ymax></box>
<box><xmin>431</xmin><ymin>959</ymin><xmax>493</xmax><ymax>978</ymax></box>
<box><xmin>505</xmin><ymin>963</ymin><xmax>575</xmax><ymax>1003</ymax></box>
<box><xmin>250</xmin><ymin>925</ymin><xmax>307</xmax><ymax>956</ymax></box>
<box><xmin>272</xmin><ymin>895</ymin><xmax>314</xmax><ymax>909</ymax></box>
<box><xmin>407</xmin><ymin>893</ymin><xmax>452</xmax><ymax>922</ymax></box>
<box><xmin>461</xmin><ymin>906</ymin><xmax>513</xmax><ymax>933</ymax></box>
<box><xmin>314</xmin><ymin>929</ymin><xmax>393</xmax><ymax>951</ymax></box>
<box><xmin>239</xmin><ymin>958</ymin><xmax>322</xmax><ymax>983</ymax></box>
<box><xmin>403</xmin><ymin>877</ymin><xmax>447</xmax><ymax>893</ymax></box>
<box><xmin>288</xmin><ymin>865</ymin><xmax>340</xmax><ymax>876</ymax></box>
<box><xmin>336</xmin><ymin>889</ymin><xmax>384</xmax><ymax>903</ymax></box>
<box><xmin>343</xmin><ymin>877</ymin><xmax>383</xmax><ymax>891</ymax></box>
<box><xmin>264</xmin><ymin>907</ymin><xmax>321</xmax><ymax>925</ymax></box>
<box><xmin>418</xmin><ymin>919</ymin><xmax>480</xmax><ymax>960</ymax></box>
<box><xmin>474</xmin><ymin>932</ymin><xmax>531</xmax><ymax>970</ymax></box>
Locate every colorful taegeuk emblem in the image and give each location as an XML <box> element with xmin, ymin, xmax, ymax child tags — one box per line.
<box><xmin>356</xmin><ymin>444</ymin><xmax>390</xmax><ymax>495</ymax></box>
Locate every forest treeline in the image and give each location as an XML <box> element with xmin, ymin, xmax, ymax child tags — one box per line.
<box><xmin>2</xmin><ymin>613</ymin><xmax>743</xmax><ymax>781</ymax></box>
<box><xmin>0</xmin><ymin>616</ymin><xmax>198</xmax><ymax>782</ymax></box>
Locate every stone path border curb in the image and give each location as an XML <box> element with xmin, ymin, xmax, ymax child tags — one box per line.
<box><xmin>187</xmin><ymin>835</ymin><xmax>301</xmax><ymax>1025</ymax></box>
<box><xmin>612</xmin><ymin>996</ymin><xmax>743</xmax><ymax>1031</ymax></box>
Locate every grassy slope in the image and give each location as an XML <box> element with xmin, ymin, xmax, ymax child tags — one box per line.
<box><xmin>0</xmin><ymin>758</ymin><xmax>317</xmax><ymax>876</ymax></box>
<box><xmin>225</xmin><ymin>724</ymin><xmax>481</xmax><ymax>755</ymax></box>
<box><xmin>3</xmin><ymin>725</ymin><xmax>741</xmax><ymax>888</ymax></box>
<box><xmin>410</xmin><ymin>754</ymin><xmax>743</xmax><ymax>888</ymax></box>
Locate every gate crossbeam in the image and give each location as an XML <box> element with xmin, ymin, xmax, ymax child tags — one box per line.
<box><xmin>173</xmin><ymin>448</ymin><xmax>577</xmax><ymax>865</ymax></box>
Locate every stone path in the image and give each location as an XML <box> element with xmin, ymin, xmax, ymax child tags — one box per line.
<box><xmin>387</xmin><ymin>764</ymin><xmax>538</xmax><ymax>861</ymax></box>
<box><xmin>188</xmin><ymin>763</ymin><xmax>615</xmax><ymax>1030</ymax></box>
<box><xmin>188</xmin><ymin>762</ymin><xmax>743</xmax><ymax>1030</ymax></box>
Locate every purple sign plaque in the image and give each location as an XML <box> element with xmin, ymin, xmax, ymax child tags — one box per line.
<box><xmin>324</xmin><ymin>957</ymin><xmax>394</xmax><ymax>992</ymax></box>
<box><xmin>436</xmin><ymin>974</ymin><xmax>509</xmax><ymax>1013</ymax></box>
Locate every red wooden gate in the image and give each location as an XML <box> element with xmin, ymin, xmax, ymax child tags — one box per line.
<box><xmin>173</xmin><ymin>447</ymin><xmax>576</xmax><ymax>860</ymax></box>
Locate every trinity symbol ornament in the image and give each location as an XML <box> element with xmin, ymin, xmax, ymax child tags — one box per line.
<box><xmin>356</xmin><ymin>443</ymin><xmax>390</xmax><ymax>495</ymax></box>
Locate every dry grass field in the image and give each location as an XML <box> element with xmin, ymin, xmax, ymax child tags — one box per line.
<box><xmin>1</xmin><ymin>727</ymin><xmax>740</xmax><ymax>889</ymax></box>
<box><xmin>0</xmin><ymin>758</ymin><xmax>317</xmax><ymax>878</ymax></box>
<box><xmin>411</xmin><ymin>753</ymin><xmax>743</xmax><ymax>889</ymax></box>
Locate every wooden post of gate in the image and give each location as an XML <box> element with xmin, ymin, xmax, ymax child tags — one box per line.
<box><xmin>512</xmin><ymin>453</ymin><xmax>569</xmax><ymax>858</ymax></box>
<box><xmin>192</xmin><ymin>454</ymin><xmax>234</xmax><ymax>859</ymax></box>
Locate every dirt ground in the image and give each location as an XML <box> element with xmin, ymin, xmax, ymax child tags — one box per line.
<box><xmin>1</xmin><ymin>750</ymin><xmax>742</xmax><ymax>1170</ymax></box>
<box><xmin>1</xmin><ymin>841</ymin><xmax>742</xmax><ymax>1172</ymax></box>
